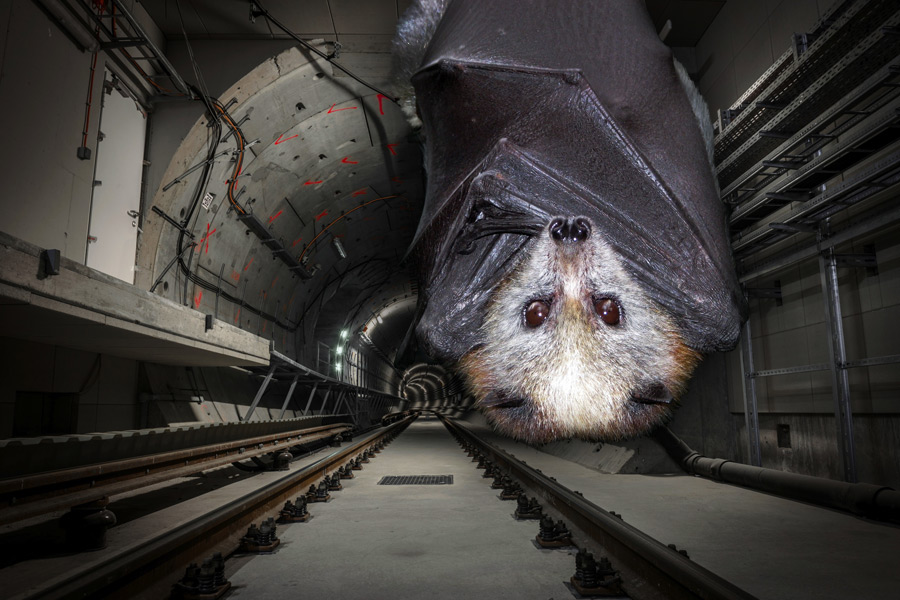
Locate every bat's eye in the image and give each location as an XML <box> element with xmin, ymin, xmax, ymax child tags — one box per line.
<box><xmin>524</xmin><ymin>300</ymin><xmax>550</xmax><ymax>328</ymax></box>
<box><xmin>594</xmin><ymin>298</ymin><xmax>621</xmax><ymax>325</ymax></box>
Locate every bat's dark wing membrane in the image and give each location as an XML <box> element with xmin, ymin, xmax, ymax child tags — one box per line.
<box><xmin>411</xmin><ymin>0</ymin><xmax>746</xmax><ymax>359</ymax></box>
<box><xmin>413</xmin><ymin>159</ymin><xmax>547</xmax><ymax>360</ymax></box>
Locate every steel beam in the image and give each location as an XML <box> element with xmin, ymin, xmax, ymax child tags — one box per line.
<box><xmin>333</xmin><ymin>390</ymin><xmax>347</xmax><ymax>415</ymax></box>
<box><xmin>278</xmin><ymin>374</ymin><xmax>300</xmax><ymax>420</ymax></box>
<box><xmin>318</xmin><ymin>388</ymin><xmax>332</xmax><ymax>415</ymax></box>
<box><xmin>739</xmin><ymin>317</ymin><xmax>762</xmax><ymax>467</ymax></box>
<box><xmin>752</xmin><ymin>363</ymin><xmax>830</xmax><ymax>377</ymax></box>
<box><xmin>819</xmin><ymin>250</ymin><xmax>858</xmax><ymax>483</ymax></box>
<box><xmin>241</xmin><ymin>363</ymin><xmax>276</xmax><ymax>422</ymax></box>
<box><xmin>302</xmin><ymin>383</ymin><xmax>318</xmax><ymax>416</ymax></box>
<box><xmin>110</xmin><ymin>0</ymin><xmax>192</xmax><ymax>96</ymax></box>
<box><xmin>739</xmin><ymin>200</ymin><xmax>900</xmax><ymax>283</ymax></box>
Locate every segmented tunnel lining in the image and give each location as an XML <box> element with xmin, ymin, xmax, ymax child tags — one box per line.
<box><xmin>377</xmin><ymin>475</ymin><xmax>454</xmax><ymax>485</ymax></box>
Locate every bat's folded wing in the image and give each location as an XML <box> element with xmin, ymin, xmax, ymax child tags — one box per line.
<box><xmin>412</xmin><ymin>62</ymin><xmax>745</xmax><ymax>358</ymax></box>
<box><xmin>411</xmin><ymin>0</ymin><xmax>746</xmax><ymax>359</ymax></box>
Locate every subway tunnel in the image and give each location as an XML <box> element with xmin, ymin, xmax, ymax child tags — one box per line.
<box><xmin>1</xmin><ymin>1</ymin><xmax>900</xmax><ymax>598</ymax></box>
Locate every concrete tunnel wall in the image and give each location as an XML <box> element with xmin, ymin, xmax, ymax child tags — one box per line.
<box><xmin>139</xmin><ymin>44</ymin><xmax>422</xmax><ymax>369</ymax></box>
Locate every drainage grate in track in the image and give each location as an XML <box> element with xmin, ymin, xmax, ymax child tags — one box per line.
<box><xmin>377</xmin><ymin>475</ymin><xmax>454</xmax><ymax>485</ymax></box>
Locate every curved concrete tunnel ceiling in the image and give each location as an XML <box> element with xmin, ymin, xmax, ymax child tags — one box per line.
<box><xmin>399</xmin><ymin>363</ymin><xmax>464</xmax><ymax>409</ymax></box>
<box><xmin>139</xmin><ymin>44</ymin><xmax>426</xmax><ymax>383</ymax></box>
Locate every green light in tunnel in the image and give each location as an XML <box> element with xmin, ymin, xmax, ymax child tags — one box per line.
<box><xmin>340</xmin><ymin>329</ymin><xmax>349</xmax><ymax>339</ymax></box>
<box><xmin>336</xmin><ymin>346</ymin><xmax>344</xmax><ymax>355</ymax></box>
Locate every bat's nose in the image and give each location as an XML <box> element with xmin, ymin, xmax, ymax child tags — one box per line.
<box><xmin>550</xmin><ymin>217</ymin><xmax>591</xmax><ymax>244</ymax></box>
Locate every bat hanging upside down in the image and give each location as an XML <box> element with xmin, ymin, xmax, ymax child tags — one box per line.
<box><xmin>393</xmin><ymin>0</ymin><xmax>746</xmax><ymax>443</ymax></box>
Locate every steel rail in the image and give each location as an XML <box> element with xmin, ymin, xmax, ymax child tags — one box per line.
<box><xmin>21</xmin><ymin>415</ymin><xmax>416</xmax><ymax>600</ymax></box>
<box><xmin>0</xmin><ymin>422</ymin><xmax>352</xmax><ymax>525</ymax></box>
<box><xmin>441</xmin><ymin>417</ymin><xmax>758</xmax><ymax>600</ymax></box>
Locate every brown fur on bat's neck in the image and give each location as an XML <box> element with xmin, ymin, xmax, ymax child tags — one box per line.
<box><xmin>461</xmin><ymin>328</ymin><xmax>700</xmax><ymax>444</ymax></box>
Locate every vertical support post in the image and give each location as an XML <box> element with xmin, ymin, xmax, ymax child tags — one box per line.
<box><xmin>278</xmin><ymin>374</ymin><xmax>300</xmax><ymax>420</ymax></box>
<box><xmin>819</xmin><ymin>250</ymin><xmax>857</xmax><ymax>483</ymax></box>
<box><xmin>303</xmin><ymin>382</ymin><xmax>319</xmax><ymax>416</ymax></box>
<box><xmin>738</xmin><ymin>316</ymin><xmax>762</xmax><ymax>466</ymax></box>
<box><xmin>241</xmin><ymin>363</ymin><xmax>276</xmax><ymax>422</ymax></box>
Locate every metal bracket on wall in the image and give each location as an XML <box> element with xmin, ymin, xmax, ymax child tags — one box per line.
<box><xmin>240</xmin><ymin>350</ymin><xmax>405</xmax><ymax>421</ymax></box>
<box><xmin>236</xmin><ymin>210</ymin><xmax>312</xmax><ymax>278</ymax></box>
<box><xmin>834</xmin><ymin>250</ymin><xmax>878</xmax><ymax>276</ymax></box>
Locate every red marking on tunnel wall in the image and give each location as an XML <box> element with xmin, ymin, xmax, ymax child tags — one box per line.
<box><xmin>327</xmin><ymin>103</ymin><xmax>357</xmax><ymax>113</ymax></box>
<box><xmin>386</xmin><ymin>143</ymin><xmax>399</xmax><ymax>155</ymax></box>
<box><xmin>341</xmin><ymin>157</ymin><xmax>358</xmax><ymax>164</ymax></box>
<box><xmin>198</xmin><ymin>223</ymin><xmax>217</xmax><ymax>254</ymax></box>
<box><xmin>194</xmin><ymin>289</ymin><xmax>203</xmax><ymax>308</ymax></box>
<box><xmin>315</xmin><ymin>210</ymin><xmax>329</xmax><ymax>221</ymax></box>
<box><xmin>291</xmin><ymin>237</ymin><xmax>303</xmax><ymax>247</ymax></box>
<box><xmin>244</xmin><ymin>257</ymin><xmax>255</xmax><ymax>271</ymax></box>
<box><xmin>377</xmin><ymin>94</ymin><xmax>386</xmax><ymax>115</ymax></box>
<box><xmin>304</xmin><ymin>179</ymin><xmax>323</xmax><ymax>185</ymax></box>
<box><xmin>352</xmin><ymin>188</ymin><xmax>367</xmax><ymax>197</ymax></box>
<box><xmin>270</xmin><ymin>276</ymin><xmax>279</xmax><ymax>289</ymax></box>
<box><xmin>391</xmin><ymin>177</ymin><xmax>402</xmax><ymax>183</ymax></box>
<box><xmin>274</xmin><ymin>133</ymin><xmax>298</xmax><ymax>145</ymax></box>
<box><xmin>262</xmin><ymin>321</ymin><xmax>267</xmax><ymax>333</ymax></box>
<box><xmin>234</xmin><ymin>308</ymin><xmax>241</xmax><ymax>323</ymax></box>
<box><xmin>231</xmin><ymin>270</ymin><xmax>240</xmax><ymax>282</ymax></box>
<box><xmin>268</xmin><ymin>210</ymin><xmax>283</xmax><ymax>224</ymax></box>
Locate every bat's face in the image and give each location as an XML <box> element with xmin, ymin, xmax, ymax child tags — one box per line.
<box><xmin>460</xmin><ymin>216</ymin><xmax>700</xmax><ymax>443</ymax></box>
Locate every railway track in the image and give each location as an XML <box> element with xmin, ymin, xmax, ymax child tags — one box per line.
<box><xmin>6</xmin><ymin>415</ymin><xmax>414</xmax><ymax>600</ymax></box>
<box><xmin>441</xmin><ymin>416</ymin><xmax>758</xmax><ymax>600</ymax></box>
<box><xmin>0</xmin><ymin>420</ymin><xmax>354</xmax><ymax>526</ymax></box>
<box><xmin>15</xmin><ymin>412</ymin><xmax>880</xmax><ymax>599</ymax></box>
